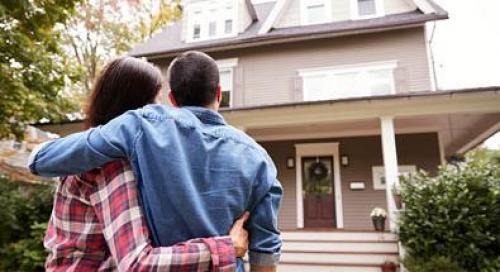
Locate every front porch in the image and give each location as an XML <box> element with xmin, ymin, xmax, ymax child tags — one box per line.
<box><xmin>222</xmin><ymin>88</ymin><xmax>500</xmax><ymax>233</ymax></box>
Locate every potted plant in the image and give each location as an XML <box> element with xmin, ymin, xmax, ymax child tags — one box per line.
<box><xmin>381</xmin><ymin>261</ymin><xmax>397</xmax><ymax>272</ymax></box>
<box><xmin>370</xmin><ymin>207</ymin><xmax>387</xmax><ymax>232</ymax></box>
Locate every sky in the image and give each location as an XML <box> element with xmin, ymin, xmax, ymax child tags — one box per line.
<box><xmin>431</xmin><ymin>0</ymin><xmax>500</xmax><ymax>150</ymax></box>
<box><xmin>431</xmin><ymin>0</ymin><xmax>500</xmax><ymax>90</ymax></box>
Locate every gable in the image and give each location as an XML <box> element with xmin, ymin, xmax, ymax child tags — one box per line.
<box><xmin>275</xmin><ymin>0</ymin><xmax>417</xmax><ymax>29</ymax></box>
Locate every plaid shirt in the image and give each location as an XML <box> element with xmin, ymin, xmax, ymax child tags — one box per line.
<box><xmin>44</xmin><ymin>160</ymin><xmax>236</xmax><ymax>271</ymax></box>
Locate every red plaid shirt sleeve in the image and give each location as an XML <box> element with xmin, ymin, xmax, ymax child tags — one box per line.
<box><xmin>90</xmin><ymin>160</ymin><xmax>237</xmax><ymax>271</ymax></box>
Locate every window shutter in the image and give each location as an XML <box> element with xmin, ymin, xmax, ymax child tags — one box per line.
<box><xmin>233</xmin><ymin>66</ymin><xmax>244</xmax><ymax>107</ymax></box>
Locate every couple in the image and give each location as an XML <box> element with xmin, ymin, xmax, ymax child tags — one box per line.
<box><xmin>29</xmin><ymin>51</ymin><xmax>282</xmax><ymax>271</ymax></box>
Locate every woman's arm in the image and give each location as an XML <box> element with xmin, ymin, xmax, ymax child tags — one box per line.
<box><xmin>91</xmin><ymin>160</ymin><xmax>248</xmax><ymax>271</ymax></box>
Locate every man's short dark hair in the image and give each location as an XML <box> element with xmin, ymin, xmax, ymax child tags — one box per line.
<box><xmin>168</xmin><ymin>51</ymin><xmax>220</xmax><ymax>107</ymax></box>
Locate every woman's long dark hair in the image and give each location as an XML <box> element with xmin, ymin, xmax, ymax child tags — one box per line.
<box><xmin>85</xmin><ymin>57</ymin><xmax>163</xmax><ymax>128</ymax></box>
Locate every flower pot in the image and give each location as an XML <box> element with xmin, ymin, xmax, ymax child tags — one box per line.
<box><xmin>381</xmin><ymin>261</ymin><xmax>397</xmax><ymax>272</ymax></box>
<box><xmin>371</xmin><ymin>216</ymin><xmax>386</xmax><ymax>232</ymax></box>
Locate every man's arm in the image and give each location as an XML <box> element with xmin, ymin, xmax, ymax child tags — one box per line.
<box><xmin>28</xmin><ymin>111</ymin><xmax>141</xmax><ymax>177</ymax></box>
<box><xmin>91</xmin><ymin>161</ymin><xmax>249</xmax><ymax>271</ymax></box>
<box><xmin>247</xmin><ymin>154</ymin><xmax>283</xmax><ymax>271</ymax></box>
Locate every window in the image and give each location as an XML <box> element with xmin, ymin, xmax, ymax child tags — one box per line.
<box><xmin>219</xmin><ymin>68</ymin><xmax>233</xmax><ymax>108</ymax></box>
<box><xmin>352</xmin><ymin>0</ymin><xmax>385</xmax><ymax>19</ymax></box>
<box><xmin>300</xmin><ymin>61</ymin><xmax>397</xmax><ymax>101</ymax></box>
<box><xmin>301</xmin><ymin>0</ymin><xmax>332</xmax><ymax>25</ymax></box>
<box><xmin>224</xmin><ymin>19</ymin><xmax>233</xmax><ymax>34</ymax></box>
<box><xmin>209</xmin><ymin>21</ymin><xmax>217</xmax><ymax>37</ymax></box>
<box><xmin>187</xmin><ymin>1</ymin><xmax>237</xmax><ymax>42</ymax></box>
<box><xmin>372</xmin><ymin>165</ymin><xmax>417</xmax><ymax>190</ymax></box>
<box><xmin>216</xmin><ymin>58</ymin><xmax>238</xmax><ymax>108</ymax></box>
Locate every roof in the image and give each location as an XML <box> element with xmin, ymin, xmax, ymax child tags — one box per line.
<box><xmin>220</xmin><ymin>86</ymin><xmax>500</xmax><ymax>113</ymax></box>
<box><xmin>34</xmin><ymin>87</ymin><xmax>500</xmax><ymax>127</ymax></box>
<box><xmin>129</xmin><ymin>0</ymin><xmax>448</xmax><ymax>58</ymax></box>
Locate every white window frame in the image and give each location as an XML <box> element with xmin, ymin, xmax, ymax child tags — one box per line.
<box><xmin>186</xmin><ymin>0</ymin><xmax>238</xmax><ymax>43</ymax></box>
<box><xmin>298</xmin><ymin>60</ymin><xmax>398</xmax><ymax>101</ymax></box>
<box><xmin>300</xmin><ymin>0</ymin><xmax>333</xmax><ymax>26</ymax></box>
<box><xmin>351</xmin><ymin>0</ymin><xmax>385</xmax><ymax>20</ymax></box>
<box><xmin>295</xmin><ymin>142</ymin><xmax>344</xmax><ymax>229</ymax></box>
<box><xmin>216</xmin><ymin>58</ymin><xmax>238</xmax><ymax>108</ymax></box>
<box><xmin>372</xmin><ymin>165</ymin><xmax>417</xmax><ymax>190</ymax></box>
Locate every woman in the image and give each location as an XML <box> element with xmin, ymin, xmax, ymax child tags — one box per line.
<box><xmin>44</xmin><ymin>57</ymin><xmax>248</xmax><ymax>271</ymax></box>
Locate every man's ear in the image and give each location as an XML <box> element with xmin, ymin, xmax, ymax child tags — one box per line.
<box><xmin>168</xmin><ymin>91</ymin><xmax>178</xmax><ymax>107</ymax></box>
<box><xmin>216</xmin><ymin>86</ymin><xmax>222</xmax><ymax>103</ymax></box>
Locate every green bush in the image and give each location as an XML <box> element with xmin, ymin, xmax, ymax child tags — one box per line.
<box><xmin>0</xmin><ymin>176</ymin><xmax>54</xmax><ymax>272</ymax></box>
<box><xmin>403</xmin><ymin>255</ymin><xmax>464</xmax><ymax>272</ymax></box>
<box><xmin>398</xmin><ymin>158</ymin><xmax>500</xmax><ymax>272</ymax></box>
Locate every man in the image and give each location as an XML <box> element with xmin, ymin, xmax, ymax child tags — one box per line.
<box><xmin>29</xmin><ymin>51</ymin><xmax>282</xmax><ymax>271</ymax></box>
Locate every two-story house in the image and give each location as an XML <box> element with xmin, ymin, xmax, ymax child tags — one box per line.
<box><xmin>38</xmin><ymin>0</ymin><xmax>500</xmax><ymax>270</ymax></box>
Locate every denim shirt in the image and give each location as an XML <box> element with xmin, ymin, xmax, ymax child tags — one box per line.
<box><xmin>29</xmin><ymin>105</ymin><xmax>282</xmax><ymax>269</ymax></box>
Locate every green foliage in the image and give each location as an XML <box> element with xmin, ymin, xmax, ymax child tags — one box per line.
<box><xmin>0</xmin><ymin>176</ymin><xmax>54</xmax><ymax>272</ymax></box>
<box><xmin>399</xmin><ymin>158</ymin><xmax>500</xmax><ymax>271</ymax></box>
<box><xmin>63</xmin><ymin>0</ymin><xmax>181</xmax><ymax>96</ymax></box>
<box><xmin>0</xmin><ymin>0</ymin><xmax>82</xmax><ymax>139</ymax></box>
<box><xmin>403</xmin><ymin>255</ymin><xmax>464</xmax><ymax>272</ymax></box>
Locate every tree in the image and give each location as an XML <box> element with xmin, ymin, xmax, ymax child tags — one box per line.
<box><xmin>0</xmin><ymin>0</ymin><xmax>82</xmax><ymax>140</ymax></box>
<box><xmin>62</xmin><ymin>0</ymin><xmax>181</xmax><ymax>98</ymax></box>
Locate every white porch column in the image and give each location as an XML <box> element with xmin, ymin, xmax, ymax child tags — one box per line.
<box><xmin>380</xmin><ymin>116</ymin><xmax>399</xmax><ymax>232</ymax></box>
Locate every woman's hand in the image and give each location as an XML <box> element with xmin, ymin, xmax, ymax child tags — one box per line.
<box><xmin>229</xmin><ymin>211</ymin><xmax>250</xmax><ymax>258</ymax></box>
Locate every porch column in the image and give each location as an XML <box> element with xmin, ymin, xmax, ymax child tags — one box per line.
<box><xmin>380</xmin><ymin>116</ymin><xmax>399</xmax><ymax>232</ymax></box>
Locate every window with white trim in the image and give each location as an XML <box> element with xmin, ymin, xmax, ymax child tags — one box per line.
<box><xmin>372</xmin><ymin>165</ymin><xmax>417</xmax><ymax>190</ymax></box>
<box><xmin>301</xmin><ymin>0</ymin><xmax>332</xmax><ymax>25</ymax></box>
<box><xmin>219</xmin><ymin>68</ymin><xmax>233</xmax><ymax>108</ymax></box>
<box><xmin>216</xmin><ymin>58</ymin><xmax>238</xmax><ymax>108</ymax></box>
<box><xmin>300</xmin><ymin>62</ymin><xmax>397</xmax><ymax>101</ymax></box>
<box><xmin>187</xmin><ymin>0</ymin><xmax>237</xmax><ymax>42</ymax></box>
<box><xmin>352</xmin><ymin>0</ymin><xmax>385</xmax><ymax>19</ymax></box>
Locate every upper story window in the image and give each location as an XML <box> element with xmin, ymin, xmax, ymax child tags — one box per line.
<box><xmin>351</xmin><ymin>0</ymin><xmax>385</xmax><ymax>19</ymax></box>
<box><xmin>299</xmin><ymin>61</ymin><xmax>397</xmax><ymax>101</ymax></box>
<box><xmin>187</xmin><ymin>0</ymin><xmax>237</xmax><ymax>43</ymax></box>
<box><xmin>216</xmin><ymin>58</ymin><xmax>238</xmax><ymax>108</ymax></box>
<box><xmin>300</xmin><ymin>0</ymin><xmax>332</xmax><ymax>25</ymax></box>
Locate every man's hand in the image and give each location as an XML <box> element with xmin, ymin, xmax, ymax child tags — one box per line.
<box><xmin>229</xmin><ymin>211</ymin><xmax>250</xmax><ymax>258</ymax></box>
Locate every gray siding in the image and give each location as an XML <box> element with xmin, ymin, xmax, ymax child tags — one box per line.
<box><xmin>260</xmin><ymin>133</ymin><xmax>441</xmax><ymax>230</ymax></box>
<box><xmin>155</xmin><ymin>27</ymin><xmax>432</xmax><ymax>108</ymax></box>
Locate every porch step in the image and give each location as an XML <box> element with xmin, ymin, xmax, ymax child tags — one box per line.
<box><xmin>280</xmin><ymin>252</ymin><xmax>399</xmax><ymax>265</ymax></box>
<box><xmin>282</xmin><ymin>231</ymin><xmax>397</xmax><ymax>242</ymax></box>
<box><xmin>278</xmin><ymin>231</ymin><xmax>400</xmax><ymax>271</ymax></box>
<box><xmin>278</xmin><ymin>264</ymin><xmax>384</xmax><ymax>272</ymax></box>
<box><xmin>283</xmin><ymin>241</ymin><xmax>399</xmax><ymax>253</ymax></box>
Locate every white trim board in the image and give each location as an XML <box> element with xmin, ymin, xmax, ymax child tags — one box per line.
<box><xmin>258</xmin><ymin>0</ymin><xmax>288</xmax><ymax>35</ymax></box>
<box><xmin>252</xmin><ymin>127</ymin><xmax>440</xmax><ymax>142</ymax></box>
<box><xmin>295</xmin><ymin>142</ymin><xmax>344</xmax><ymax>229</ymax></box>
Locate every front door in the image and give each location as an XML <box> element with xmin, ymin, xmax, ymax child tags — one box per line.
<box><xmin>302</xmin><ymin>156</ymin><xmax>336</xmax><ymax>228</ymax></box>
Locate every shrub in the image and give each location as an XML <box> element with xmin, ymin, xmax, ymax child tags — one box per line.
<box><xmin>403</xmin><ymin>255</ymin><xmax>464</xmax><ymax>272</ymax></box>
<box><xmin>0</xmin><ymin>176</ymin><xmax>54</xmax><ymax>271</ymax></box>
<box><xmin>398</xmin><ymin>159</ymin><xmax>499</xmax><ymax>271</ymax></box>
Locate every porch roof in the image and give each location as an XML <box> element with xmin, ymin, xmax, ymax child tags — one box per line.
<box><xmin>221</xmin><ymin>87</ymin><xmax>500</xmax><ymax>129</ymax></box>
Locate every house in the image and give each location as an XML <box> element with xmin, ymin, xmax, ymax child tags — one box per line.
<box><xmin>37</xmin><ymin>0</ymin><xmax>500</xmax><ymax>270</ymax></box>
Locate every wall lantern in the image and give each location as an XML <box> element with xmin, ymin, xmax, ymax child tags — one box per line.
<box><xmin>286</xmin><ymin>157</ymin><xmax>295</xmax><ymax>169</ymax></box>
<box><xmin>341</xmin><ymin>154</ymin><xmax>349</xmax><ymax>167</ymax></box>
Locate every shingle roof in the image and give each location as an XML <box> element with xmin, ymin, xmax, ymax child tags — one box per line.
<box><xmin>129</xmin><ymin>1</ymin><xmax>447</xmax><ymax>58</ymax></box>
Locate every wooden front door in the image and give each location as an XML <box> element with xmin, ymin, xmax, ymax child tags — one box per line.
<box><xmin>302</xmin><ymin>156</ymin><xmax>336</xmax><ymax>228</ymax></box>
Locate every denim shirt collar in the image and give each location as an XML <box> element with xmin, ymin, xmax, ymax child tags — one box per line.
<box><xmin>183</xmin><ymin>106</ymin><xmax>227</xmax><ymax>126</ymax></box>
